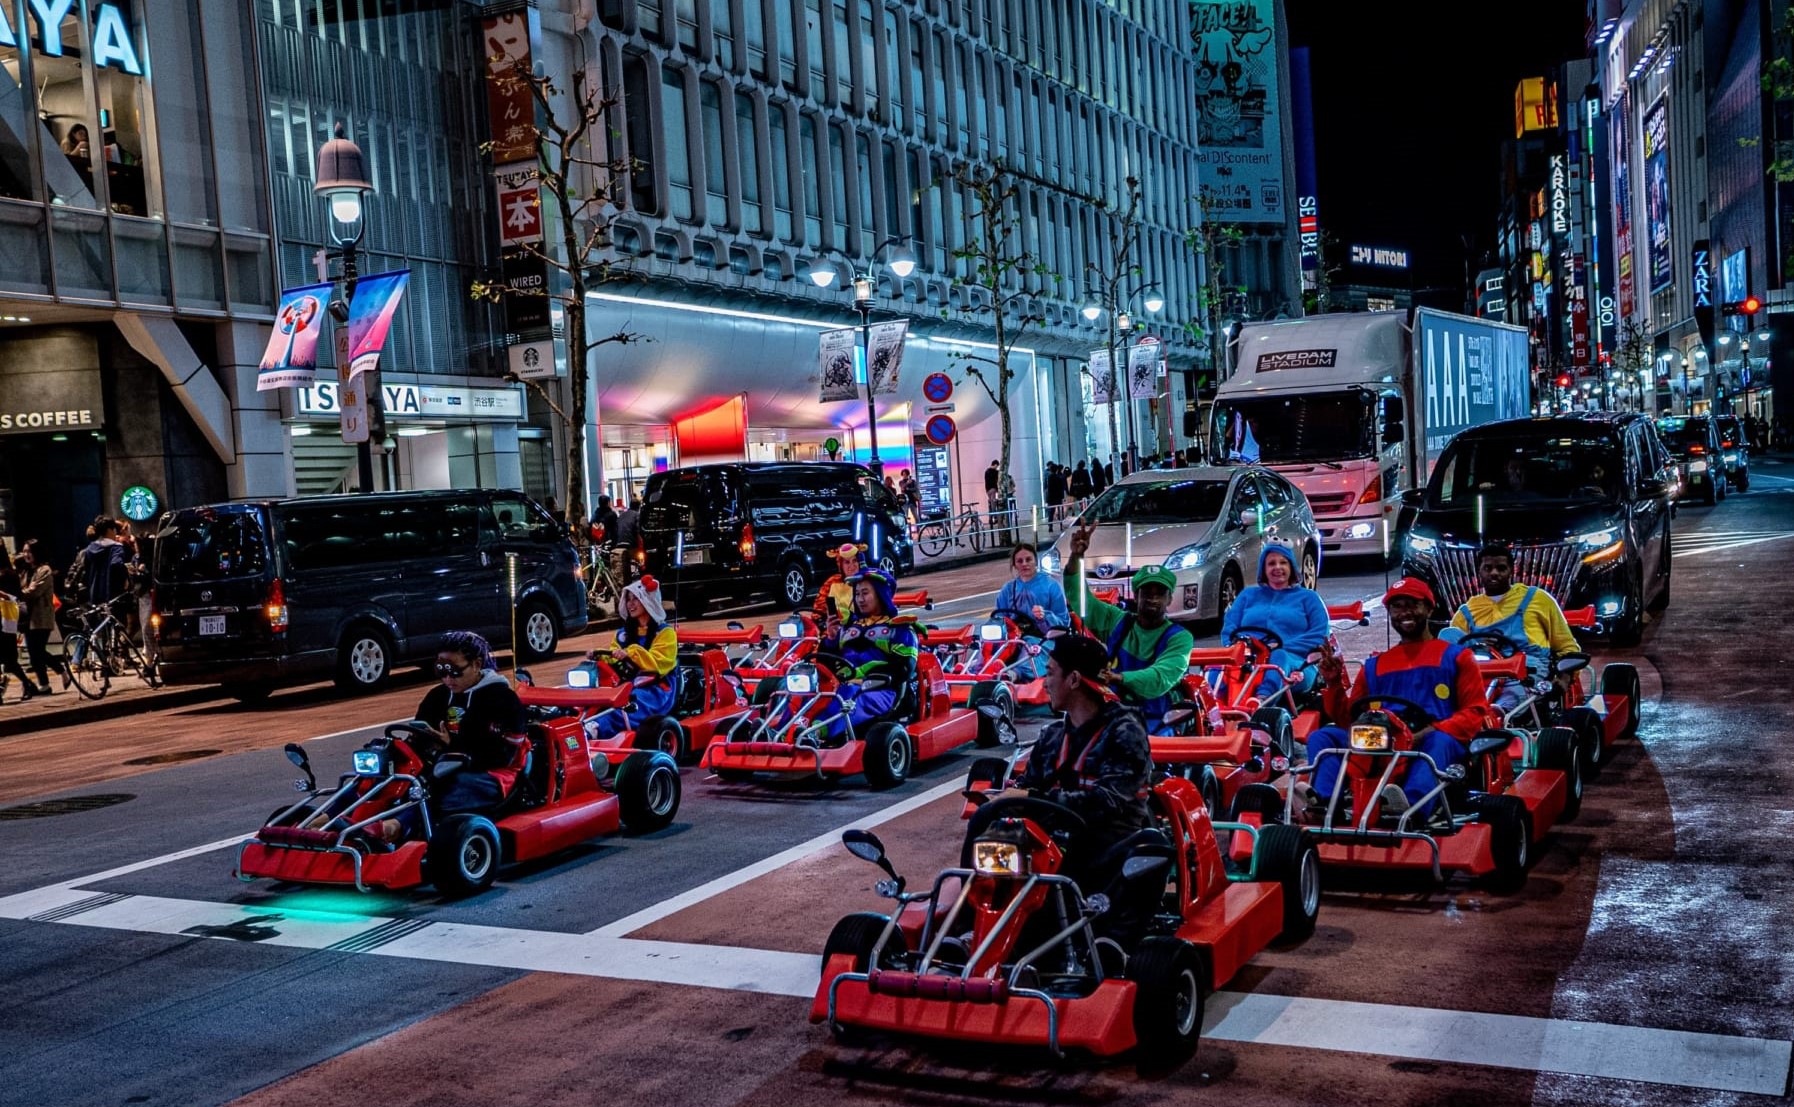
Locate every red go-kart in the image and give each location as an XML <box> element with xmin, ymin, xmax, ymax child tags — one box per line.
<box><xmin>236</xmin><ymin>722</ymin><xmax>680</xmax><ymax>896</ymax></box>
<box><xmin>700</xmin><ymin>645</ymin><xmax>992</xmax><ymax>788</ymax></box>
<box><xmin>812</xmin><ymin>778</ymin><xmax>1321</xmax><ymax>1063</ymax></box>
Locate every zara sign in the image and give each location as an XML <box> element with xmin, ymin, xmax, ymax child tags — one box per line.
<box><xmin>0</xmin><ymin>0</ymin><xmax>144</xmax><ymax>76</ymax></box>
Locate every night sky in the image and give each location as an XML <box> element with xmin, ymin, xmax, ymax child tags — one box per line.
<box><xmin>1285</xmin><ymin>1</ymin><xmax>1588</xmax><ymax>302</ymax></box>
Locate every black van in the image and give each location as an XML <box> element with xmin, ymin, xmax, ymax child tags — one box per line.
<box><xmin>639</xmin><ymin>462</ymin><xmax>914</xmax><ymax>616</ymax></box>
<box><xmin>1399</xmin><ymin>413</ymin><xmax>1673</xmax><ymax>646</ymax></box>
<box><xmin>152</xmin><ymin>490</ymin><xmax>586</xmax><ymax>698</ymax></box>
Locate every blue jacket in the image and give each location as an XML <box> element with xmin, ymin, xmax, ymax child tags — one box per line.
<box><xmin>1221</xmin><ymin>545</ymin><xmax>1329</xmax><ymax>658</ymax></box>
<box><xmin>994</xmin><ymin>573</ymin><xmax>1070</xmax><ymax>630</ymax></box>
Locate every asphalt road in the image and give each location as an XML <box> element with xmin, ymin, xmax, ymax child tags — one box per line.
<box><xmin>3</xmin><ymin>466</ymin><xmax>1793</xmax><ymax>1107</ymax></box>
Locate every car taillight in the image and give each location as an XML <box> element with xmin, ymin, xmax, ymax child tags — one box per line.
<box><xmin>1688</xmin><ymin>443</ymin><xmax>1707</xmax><ymax>455</ymax></box>
<box><xmin>267</xmin><ymin>578</ymin><xmax>289</xmax><ymax>633</ymax></box>
<box><xmin>148</xmin><ymin>588</ymin><xmax>160</xmax><ymax>640</ymax></box>
<box><xmin>1356</xmin><ymin>474</ymin><xmax>1382</xmax><ymax>506</ymax></box>
<box><xmin>740</xmin><ymin>522</ymin><xmax>757</xmax><ymax>561</ymax></box>
<box><xmin>633</xmin><ymin>535</ymin><xmax>645</xmax><ymax>565</ymax></box>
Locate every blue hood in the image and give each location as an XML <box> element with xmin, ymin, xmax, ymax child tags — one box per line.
<box><xmin>1257</xmin><ymin>542</ymin><xmax>1298</xmax><ymax>585</ymax></box>
<box><xmin>847</xmin><ymin>569</ymin><xmax>899</xmax><ymax>618</ymax></box>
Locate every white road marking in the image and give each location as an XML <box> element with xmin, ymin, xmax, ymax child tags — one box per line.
<box><xmin>588</xmin><ymin>775</ymin><xmax>967</xmax><ymax>936</ymax></box>
<box><xmin>1673</xmin><ymin>531</ymin><xmax>1794</xmax><ymax>558</ymax></box>
<box><xmin>0</xmin><ymin>884</ymin><xmax>1784</xmax><ymax>1094</ymax></box>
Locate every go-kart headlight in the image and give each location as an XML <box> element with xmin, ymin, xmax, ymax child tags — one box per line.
<box><xmin>777</xmin><ymin>619</ymin><xmax>803</xmax><ymax>640</ymax></box>
<box><xmin>785</xmin><ymin>665</ymin><xmax>816</xmax><ymax>695</ymax></box>
<box><xmin>352</xmin><ymin>749</ymin><xmax>385</xmax><ymax>776</ymax></box>
<box><xmin>1167</xmin><ymin>542</ymin><xmax>1209</xmax><ymax>570</ymax></box>
<box><xmin>1574</xmin><ymin>528</ymin><xmax>1618</xmax><ymax>549</ymax></box>
<box><xmin>1349</xmin><ymin>725</ymin><xmax>1392</xmax><ymax>752</ymax></box>
<box><xmin>567</xmin><ymin>664</ymin><xmax>596</xmax><ymax>689</ymax></box>
<box><xmin>979</xmin><ymin>622</ymin><xmax>1006</xmax><ymax>642</ymax></box>
<box><xmin>972</xmin><ymin>840</ymin><xmax>1025</xmax><ymax>875</ymax></box>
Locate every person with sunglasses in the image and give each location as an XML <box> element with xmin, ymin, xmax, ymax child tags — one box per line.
<box><xmin>369</xmin><ymin>631</ymin><xmax>525</xmax><ymax>843</ymax></box>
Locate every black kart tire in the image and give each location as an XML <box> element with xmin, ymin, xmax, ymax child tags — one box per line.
<box><xmin>1474</xmin><ymin>794</ymin><xmax>1533</xmax><ymax>894</ymax></box>
<box><xmin>820</xmin><ymin>911</ymin><xmax>906</xmax><ymax>974</ymax></box>
<box><xmin>1128</xmin><ymin>937</ymin><xmax>1206</xmax><ymax>1065</ymax></box>
<box><xmin>1600</xmin><ymin>662</ymin><xmax>1641</xmax><ymax>741</ymax></box>
<box><xmin>1252</xmin><ymin>823</ymin><xmax>1321</xmax><ymax>940</ymax></box>
<box><xmin>426</xmin><ymin>814</ymin><xmax>502</xmax><ymax>897</ymax></box>
<box><xmin>970</xmin><ymin>680</ymin><xmax>1017</xmax><ymax>748</ymax></box>
<box><xmin>1249</xmin><ymin>706</ymin><xmax>1295</xmax><ymax>761</ymax></box>
<box><xmin>634</xmin><ymin>716</ymin><xmax>689</xmax><ymax>762</ymax></box>
<box><xmin>751</xmin><ymin>676</ymin><xmax>782</xmax><ymax>706</ymax></box>
<box><xmin>1535</xmin><ymin>725</ymin><xmax>1582</xmax><ymax>822</ymax></box>
<box><xmin>862</xmin><ymin>723</ymin><xmax>912</xmax><ymax>790</ymax></box>
<box><xmin>1559</xmin><ymin>704</ymin><xmax>1605</xmax><ymax>775</ymax></box>
<box><xmin>1230</xmin><ymin>782</ymin><xmax>1285</xmax><ymax>822</ymax></box>
<box><xmin>615</xmin><ymin>750</ymin><xmax>681</xmax><ymax>832</ymax></box>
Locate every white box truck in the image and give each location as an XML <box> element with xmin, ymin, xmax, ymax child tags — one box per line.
<box><xmin>1210</xmin><ymin>309</ymin><xmax>1531</xmax><ymax>559</ymax></box>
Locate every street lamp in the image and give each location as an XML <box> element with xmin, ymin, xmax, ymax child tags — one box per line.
<box><xmin>1083</xmin><ymin>281</ymin><xmax>1164</xmax><ymax>473</ymax></box>
<box><xmin>809</xmin><ymin>237</ymin><xmax>918</xmax><ymax>481</ymax></box>
<box><xmin>314</xmin><ymin>122</ymin><xmax>378</xmax><ymax>493</ymax></box>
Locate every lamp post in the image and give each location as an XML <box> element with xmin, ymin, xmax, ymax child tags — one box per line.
<box><xmin>1082</xmin><ymin>283</ymin><xmax>1163</xmax><ymax>474</ymax></box>
<box><xmin>315</xmin><ymin>123</ymin><xmax>378</xmax><ymax>493</ymax></box>
<box><xmin>809</xmin><ymin>237</ymin><xmax>918</xmax><ymax>483</ymax></box>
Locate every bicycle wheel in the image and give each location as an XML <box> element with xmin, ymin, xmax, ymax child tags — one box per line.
<box><xmin>120</xmin><ymin>638</ymin><xmax>162</xmax><ymax>689</ymax></box>
<box><xmin>63</xmin><ymin>634</ymin><xmax>110</xmax><ymax>700</ymax></box>
<box><xmin>965</xmin><ymin>512</ymin><xmax>985</xmax><ymax>554</ymax></box>
<box><xmin>917</xmin><ymin>521</ymin><xmax>949</xmax><ymax>558</ymax></box>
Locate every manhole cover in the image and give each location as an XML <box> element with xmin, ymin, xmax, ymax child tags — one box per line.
<box><xmin>124</xmin><ymin>749</ymin><xmax>222</xmax><ymax>766</ymax></box>
<box><xmin>0</xmin><ymin>794</ymin><xmax>136</xmax><ymax>820</ymax></box>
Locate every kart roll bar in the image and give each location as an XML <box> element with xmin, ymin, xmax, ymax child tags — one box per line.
<box><xmin>1285</xmin><ymin>750</ymin><xmax>1451</xmax><ymax>882</ymax></box>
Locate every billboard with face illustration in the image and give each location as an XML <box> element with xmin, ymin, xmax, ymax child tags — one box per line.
<box><xmin>1190</xmin><ymin>0</ymin><xmax>1284</xmax><ymax>224</ymax></box>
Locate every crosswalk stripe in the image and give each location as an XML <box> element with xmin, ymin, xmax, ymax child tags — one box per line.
<box><xmin>1674</xmin><ymin>532</ymin><xmax>1794</xmax><ymax>559</ymax></box>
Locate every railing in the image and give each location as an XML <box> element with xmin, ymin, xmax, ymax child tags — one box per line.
<box><xmin>909</xmin><ymin>498</ymin><xmax>1092</xmax><ymax>566</ymax></box>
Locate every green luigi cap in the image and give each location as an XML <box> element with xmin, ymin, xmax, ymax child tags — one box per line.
<box><xmin>1133</xmin><ymin>565</ymin><xmax>1178</xmax><ymax>594</ymax></box>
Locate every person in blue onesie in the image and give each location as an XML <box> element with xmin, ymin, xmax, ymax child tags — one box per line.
<box><xmin>1219</xmin><ymin>542</ymin><xmax>1329</xmax><ymax>698</ymax></box>
<box><xmin>817</xmin><ymin>569</ymin><xmax>918</xmax><ymax>739</ymax></box>
<box><xmin>586</xmin><ymin>575</ymin><xmax>679</xmax><ymax>741</ymax></box>
<box><xmin>1300</xmin><ymin>578</ymin><xmax>1494</xmax><ymax>818</ymax></box>
<box><xmin>993</xmin><ymin>543</ymin><xmax>1069</xmax><ymax>677</ymax></box>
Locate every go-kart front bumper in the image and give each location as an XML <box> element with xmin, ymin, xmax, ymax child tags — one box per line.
<box><xmin>236</xmin><ymin>836</ymin><xmax>427</xmax><ymax>892</ymax></box>
<box><xmin>701</xmin><ymin>738</ymin><xmax>864</xmax><ymax>777</ymax></box>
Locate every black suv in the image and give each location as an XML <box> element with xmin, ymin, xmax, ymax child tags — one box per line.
<box><xmin>1715</xmin><ymin>414</ymin><xmax>1751</xmax><ymax>492</ymax></box>
<box><xmin>639</xmin><ymin>462</ymin><xmax>914</xmax><ymax>616</ymax></box>
<box><xmin>1655</xmin><ymin>415</ymin><xmax>1729</xmax><ymax>504</ymax></box>
<box><xmin>1399</xmin><ymin>413</ymin><xmax>1673</xmax><ymax>646</ymax></box>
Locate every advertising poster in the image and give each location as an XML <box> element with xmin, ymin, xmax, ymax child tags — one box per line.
<box><xmin>818</xmin><ymin>328</ymin><xmax>860</xmax><ymax>402</ymax></box>
<box><xmin>344</xmin><ymin>270</ymin><xmax>411</xmax><ymax>380</ymax></box>
<box><xmin>481</xmin><ymin>12</ymin><xmax>536</xmax><ymax>164</ymax></box>
<box><xmin>914</xmin><ymin>444</ymin><xmax>952</xmax><ymax>519</ymax></box>
<box><xmin>1612</xmin><ymin>90</ymin><xmax>1634</xmax><ymax>319</ymax></box>
<box><xmin>1127</xmin><ymin>336</ymin><xmax>1162</xmax><ymax>399</ymax></box>
<box><xmin>1418</xmin><ymin>311</ymin><xmax>1530</xmax><ymax>458</ymax></box>
<box><xmin>1189</xmin><ymin>0</ymin><xmax>1284</xmax><ymax>224</ymax></box>
<box><xmin>1088</xmin><ymin>349</ymin><xmax>1115</xmax><ymax>405</ymax></box>
<box><xmin>866</xmin><ymin>320</ymin><xmax>909</xmax><ymax>396</ymax></box>
<box><xmin>1643</xmin><ymin>96</ymin><xmax>1672</xmax><ymax>294</ymax></box>
<box><xmin>257</xmin><ymin>283</ymin><xmax>331</xmax><ymax>390</ymax></box>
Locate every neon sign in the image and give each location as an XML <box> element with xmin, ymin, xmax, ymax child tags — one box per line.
<box><xmin>0</xmin><ymin>1</ymin><xmax>144</xmax><ymax>76</ymax></box>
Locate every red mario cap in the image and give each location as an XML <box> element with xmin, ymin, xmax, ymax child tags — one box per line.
<box><xmin>1382</xmin><ymin>577</ymin><xmax>1437</xmax><ymax>607</ymax></box>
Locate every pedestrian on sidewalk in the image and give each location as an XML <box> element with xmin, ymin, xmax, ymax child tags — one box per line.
<box><xmin>1045</xmin><ymin>463</ymin><xmax>1066</xmax><ymax>524</ymax></box>
<box><xmin>0</xmin><ymin>546</ymin><xmax>38</xmax><ymax>702</ymax></box>
<box><xmin>1069</xmin><ymin>461</ymin><xmax>1093</xmax><ymax>505</ymax></box>
<box><xmin>984</xmin><ymin>459</ymin><xmax>1000</xmax><ymax>512</ymax></box>
<box><xmin>1092</xmin><ymin>459</ymin><xmax>1110</xmax><ymax>495</ymax></box>
<box><xmin>17</xmin><ymin>540</ymin><xmax>61</xmax><ymax>693</ymax></box>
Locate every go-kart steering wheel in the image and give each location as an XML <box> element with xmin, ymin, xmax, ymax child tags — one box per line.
<box><xmin>1228</xmin><ymin>625</ymin><xmax>1284</xmax><ymax>652</ymax></box>
<box><xmin>991</xmin><ymin>607</ymin><xmax>1049</xmax><ymax>640</ymax></box>
<box><xmin>1347</xmin><ymin>693</ymin><xmax>1443</xmax><ymax>733</ymax></box>
<box><xmin>808</xmin><ymin>649</ymin><xmax>858</xmax><ymax>682</ymax></box>
<box><xmin>1455</xmin><ymin>629</ymin><xmax>1525</xmax><ymax>657</ymax></box>
<box><xmin>959</xmin><ymin>795</ymin><xmax>1088</xmax><ymax>868</ymax></box>
<box><xmin>384</xmin><ymin>720</ymin><xmax>437</xmax><ymax>745</ymax></box>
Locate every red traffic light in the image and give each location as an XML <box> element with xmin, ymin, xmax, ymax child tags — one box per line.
<box><xmin>1742</xmin><ymin>295</ymin><xmax>1763</xmax><ymax>315</ymax></box>
<box><xmin>1555</xmin><ymin>373</ymin><xmax>1573</xmax><ymax>388</ymax></box>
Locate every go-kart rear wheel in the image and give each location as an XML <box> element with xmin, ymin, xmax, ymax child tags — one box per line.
<box><xmin>615</xmin><ymin>750</ymin><xmax>681</xmax><ymax>832</ymax></box>
<box><xmin>862</xmin><ymin>723</ymin><xmax>912</xmax><ymax>790</ymax></box>
<box><xmin>1229</xmin><ymin>782</ymin><xmax>1285</xmax><ymax>822</ymax></box>
<box><xmin>1197</xmin><ymin>766</ymin><xmax>1223</xmax><ymax>822</ymax></box>
<box><xmin>426</xmin><ymin>815</ymin><xmax>502</xmax><ymax>897</ymax></box>
<box><xmin>1600</xmin><ymin>662</ymin><xmax>1641</xmax><ymax>741</ymax></box>
<box><xmin>634</xmin><ymin>716</ymin><xmax>689</xmax><ymax>762</ymax></box>
<box><xmin>1535</xmin><ymin>725</ymin><xmax>1582</xmax><ymax>822</ymax></box>
<box><xmin>1473</xmin><ymin>794</ymin><xmax>1533</xmax><ymax>894</ymax></box>
<box><xmin>1128</xmin><ymin>936</ymin><xmax>1206</xmax><ymax>1065</ymax></box>
<box><xmin>1248</xmin><ymin>706</ymin><xmax>1294</xmax><ymax>761</ymax></box>
<box><xmin>1252</xmin><ymin>824</ymin><xmax>1321</xmax><ymax>940</ymax></box>
<box><xmin>1559</xmin><ymin>705</ymin><xmax>1606</xmax><ymax>776</ymax></box>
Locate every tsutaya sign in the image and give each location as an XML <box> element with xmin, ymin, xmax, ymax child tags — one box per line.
<box><xmin>0</xmin><ymin>0</ymin><xmax>144</xmax><ymax>76</ymax></box>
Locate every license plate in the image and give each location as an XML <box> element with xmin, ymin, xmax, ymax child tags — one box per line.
<box><xmin>199</xmin><ymin>615</ymin><xmax>226</xmax><ymax>636</ymax></box>
<box><xmin>682</xmin><ymin>548</ymin><xmax>708</xmax><ymax>565</ymax></box>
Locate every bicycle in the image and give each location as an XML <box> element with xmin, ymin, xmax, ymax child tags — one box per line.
<box><xmin>916</xmin><ymin>504</ymin><xmax>985</xmax><ymax>558</ymax></box>
<box><xmin>585</xmin><ymin>544</ymin><xmax>628</xmax><ymax>616</ymax></box>
<box><xmin>62</xmin><ymin>596</ymin><xmax>161</xmax><ymax>701</ymax></box>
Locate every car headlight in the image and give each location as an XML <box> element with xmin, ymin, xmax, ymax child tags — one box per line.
<box><xmin>1407</xmin><ymin>533</ymin><xmax>1438</xmax><ymax>556</ymax></box>
<box><xmin>978</xmin><ymin>622</ymin><xmax>1006</xmax><ymax>642</ymax></box>
<box><xmin>1346</xmin><ymin>521</ymin><xmax>1377</xmax><ymax>540</ymax></box>
<box><xmin>1349</xmin><ymin>725</ymin><xmax>1392</xmax><ymax>751</ymax></box>
<box><xmin>352</xmin><ymin>749</ymin><xmax>385</xmax><ymax>776</ymax></box>
<box><xmin>1166</xmin><ymin>542</ymin><xmax>1209</xmax><ymax>570</ymax></box>
<box><xmin>1574</xmin><ymin>528</ymin><xmax>1617</xmax><ymax>549</ymax></box>
<box><xmin>972</xmin><ymin>840</ymin><xmax>1025</xmax><ymax>875</ymax></box>
<box><xmin>784</xmin><ymin>665</ymin><xmax>816</xmax><ymax>695</ymax></box>
<box><xmin>1039</xmin><ymin>550</ymin><xmax>1062</xmax><ymax>574</ymax></box>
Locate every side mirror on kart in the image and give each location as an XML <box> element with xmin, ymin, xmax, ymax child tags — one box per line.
<box><xmin>842</xmin><ymin>829</ymin><xmax>904</xmax><ymax>894</ymax></box>
<box><xmin>1121</xmin><ymin>854</ymin><xmax>1172</xmax><ymax>884</ymax></box>
<box><xmin>284</xmin><ymin>742</ymin><xmax>315</xmax><ymax>791</ymax></box>
<box><xmin>513</xmin><ymin>667</ymin><xmax>534</xmax><ymax>687</ymax></box>
<box><xmin>1160</xmin><ymin>706</ymin><xmax>1197</xmax><ymax>728</ymax></box>
<box><xmin>1554</xmin><ymin>653</ymin><xmax>1591</xmax><ymax>676</ymax></box>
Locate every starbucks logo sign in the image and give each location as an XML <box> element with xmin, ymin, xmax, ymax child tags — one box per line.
<box><xmin>119</xmin><ymin>485</ymin><xmax>159</xmax><ymax>522</ymax></box>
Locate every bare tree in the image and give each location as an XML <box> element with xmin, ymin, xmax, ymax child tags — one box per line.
<box><xmin>949</xmin><ymin>162</ymin><xmax>1052</xmax><ymax>516</ymax></box>
<box><xmin>1086</xmin><ymin>176</ymin><xmax>1146</xmax><ymax>472</ymax></box>
<box><xmin>472</xmin><ymin>40</ymin><xmax>643</xmax><ymax>522</ymax></box>
<box><xmin>1184</xmin><ymin>187</ymin><xmax>1248</xmax><ymax>386</ymax></box>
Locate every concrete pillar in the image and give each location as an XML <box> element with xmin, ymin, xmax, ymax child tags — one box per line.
<box><xmin>213</xmin><ymin>319</ymin><xmax>294</xmax><ymax>500</ymax></box>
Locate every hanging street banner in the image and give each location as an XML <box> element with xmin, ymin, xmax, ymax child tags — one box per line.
<box><xmin>344</xmin><ymin>270</ymin><xmax>411</xmax><ymax>381</ymax></box>
<box><xmin>1089</xmin><ymin>349</ymin><xmax>1115</xmax><ymax>405</ymax></box>
<box><xmin>256</xmin><ymin>282</ymin><xmax>331</xmax><ymax>391</ymax></box>
<box><xmin>818</xmin><ymin>328</ymin><xmax>860</xmax><ymax>402</ymax></box>
<box><xmin>1128</xmin><ymin>335</ymin><xmax>1163</xmax><ymax>399</ymax></box>
<box><xmin>336</xmin><ymin>329</ymin><xmax>369</xmax><ymax>445</ymax></box>
<box><xmin>867</xmin><ymin>320</ymin><xmax>909</xmax><ymax>396</ymax></box>
<box><xmin>1189</xmin><ymin>0</ymin><xmax>1285</xmax><ymax>225</ymax></box>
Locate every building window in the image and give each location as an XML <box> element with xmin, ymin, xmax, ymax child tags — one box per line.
<box><xmin>832</xmin><ymin>0</ymin><xmax>852</xmax><ymax>105</ymax></box>
<box><xmin>829</xmin><ymin>120</ymin><xmax>849</xmax><ymax>250</ymax></box>
<box><xmin>910</xmin><ymin>18</ymin><xmax>928</xmax><ymax>136</ymax></box>
<box><xmin>804</xmin><ymin>0</ymin><xmax>825</xmax><ymax>99</ymax></box>
<box><xmin>777</xmin><ymin>0</ymin><xmax>798</xmax><ymax>85</ymax></box>
<box><xmin>712</xmin><ymin>0</ymin><xmax>735</xmax><ymax>66</ymax></box>
<box><xmin>859</xmin><ymin>0</ymin><xmax>879</xmax><ymax>110</ymax></box>
<box><xmin>800</xmin><ymin>111</ymin><xmax>821</xmax><ymax>245</ymax></box>
<box><xmin>909</xmin><ymin>146</ymin><xmax>928</xmax><ymax>266</ymax></box>
<box><xmin>882</xmin><ymin>137</ymin><xmax>900</xmax><ymax>242</ymax></box>
<box><xmin>769</xmin><ymin>102</ymin><xmax>793</xmax><ymax>240</ymax></box>
<box><xmin>675</xmin><ymin>0</ymin><xmax>699</xmax><ymax>50</ymax></box>
<box><xmin>745</xmin><ymin>0</ymin><xmax>768</xmax><ymax>76</ymax></box>
<box><xmin>624</xmin><ymin>52</ymin><xmax>659</xmax><ymax>213</ymax></box>
<box><xmin>640</xmin><ymin>0</ymin><xmax>665</xmax><ymax>40</ymax></box>
<box><xmin>736</xmin><ymin>93</ymin><xmax>764</xmax><ymax>234</ymax></box>
<box><xmin>662</xmin><ymin>68</ymin><xmax>694</xmax><ymax>220</ymax></box>
<box><xmin>883</xmin><ymin>4</ymin><xmax>903</xmax><ymax>126</ymax></box>
<box><xmin>701</xmin><ymin>80</ymin><xmax>728</xmax><ymax>224</ymax></box>
<box><xmin>855</xmin><ymin>129</ymin><xmax>874</xmax><ymax>253</ymax></box>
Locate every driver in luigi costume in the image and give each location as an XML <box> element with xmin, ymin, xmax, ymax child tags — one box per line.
<box><xmin>815</xmin><ymin>569</ymin><xmax>919</xmax><ymax>738</ymax></box>
<box><xmin>1063</xmin><ymin>522</ymin><xmax>1195</xmax><ymax>733</ymax></box>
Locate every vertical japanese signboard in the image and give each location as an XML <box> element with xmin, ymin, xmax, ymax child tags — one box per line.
<box><xmin>482</xmin><ymin>11</ymin><xmax>550</xmax><ymax>336</ymax></box>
